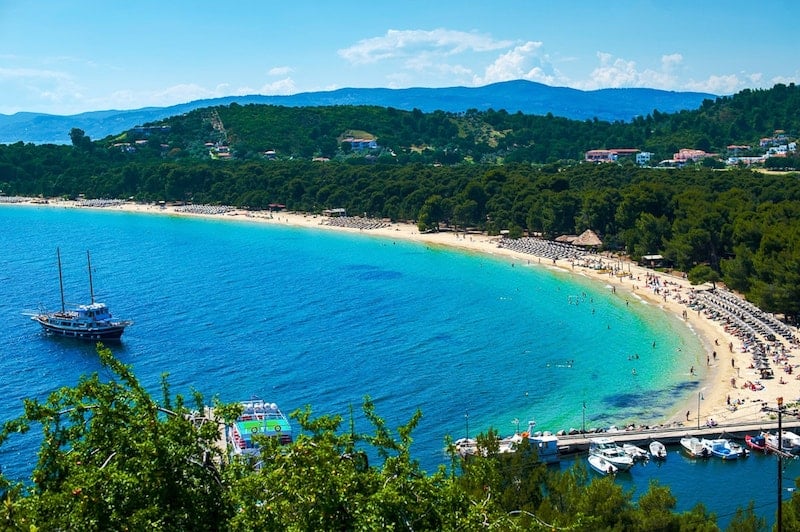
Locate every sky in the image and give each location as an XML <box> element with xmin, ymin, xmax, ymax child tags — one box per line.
<box><xmin>1</xmin><ymin>0</ymin><xmax>798</xmax><ymax>116</ymax></box>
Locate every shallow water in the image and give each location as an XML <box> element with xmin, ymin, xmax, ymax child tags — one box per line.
<box><xmin>4</xmin><ymin>204</ymin><xmax>777</xmax><ymax>526</ymax></box>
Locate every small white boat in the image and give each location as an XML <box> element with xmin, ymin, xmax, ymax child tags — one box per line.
<box><xmin>701</xmin><ymin>438</ymin><xmax>740</xmax><ymax>460</ymax></box>
<box><xmin>453</xmin><ymin>421</ymin><xmax>560</xmax><ymax>464</ymax></box>
<box><xmin>588</xmin><ymin>453</ymin><xmax>618</xmax><ymax>475</ymax></box>
<box><xmin>589</xmin><ymin>437</ymin><xmax>634</xmax><ymax>470</ymax></box>
<box><xmin>680</xmin><ymin>436</ymin><xmax>710</xmax><ymax>458</ymax></box>
<box><xmin>764</xmin><ymin>431</ymin><xmax>800</xmax><ymax>454</ymax></box>
<box><xmin>622</xmin><ymin>443</ymin><xmax>650</xmax><ymax>461</ymax></box>
<box><xmin>649</xmin><ymin>440</ymin><xmax>667</xmax><ymax>460</ymax></box>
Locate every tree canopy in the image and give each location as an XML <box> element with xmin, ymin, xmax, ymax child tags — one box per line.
<box><xmin>0</xmin><ymin>345</ymin><xmax>778</xmax><ymax>530</ymax></box>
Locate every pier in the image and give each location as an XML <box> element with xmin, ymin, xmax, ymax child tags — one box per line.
<box><xmin>554</xmin><ymin>419</ymin><xmax>800</xmax><ymax>455</ymax></box>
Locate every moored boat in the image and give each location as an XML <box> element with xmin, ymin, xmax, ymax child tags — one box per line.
<box><xmin>745</xmin><ymin>433</ymin><xmax>767</xmax><ymax>452</ymax></box>
<box><xmin>622</xmin><ymin>443</ymin><xmax>650</xmax><ymax>461</ymax></box>
<box><xmin>588</xmin><ymin>453</ymin><xmax>618</xmax><ymax>476</ymax></box>
<box><xmin>680</xmin><ymin>436</ymin><xmax>710</xmax><ymax>458</ymax></box>
<box><xmin>454</xmin><ymin>421</ymin><xmax>560</xmax><ymax>464</ymax></box>
<box><xmin>649</xmin><ymin>440</ymin><xmax>667</xmax><ymax>460</ymax></box>
<box><xmin>589</xmin><ymin>437</ymin><xmax>634</xmax><ymax>470</ymax></box>
<box><xmin>764</xmin><ymin>430</ymin><xmax>800</xmax><ymax>454</ymax></box>
<box><xmin>227</xmin><ymin>398</ymin><xmax>292</xmax><ymax>456</ymax></box>
<box><xmin>29</xmin><ymin>249</ymin><xmax>132</xmax><ymax>340</ymax></box>
<box><xmin>701</xmin><ymin>438</ymin><xmax>740</xmax><ymax>460</ymax></box>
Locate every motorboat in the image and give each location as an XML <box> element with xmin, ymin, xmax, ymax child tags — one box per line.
<box><xmin>587</xmin><ymin>453</ymin><xmax>618</xmax><ymax>476</ymax></box>
<box><xmin>649</xmin><ymin>440</ymin><xmax>667</xmax><ymax>460</ymax></box>
<box><xmin>745</xmin><ymin>433</ymin><xmax>767</xmax><ymax>452</ymax></box>
<box><xmin>588</xmin><ymin>437</ymin><xmax>634</xmax><ymax>470</ymax></box>
<box><xmin>227</xmin><ymin>398</ymin><xmax>292</xmax><ymax>456</ymax></box>
<box><xmin>622</xmin><ymin>443</ymin><xmax>650</xmax><ymax>461</ymax></box>
<box><xmin>764</xmin><ymin>430</ymin><xmax>800</xmax><ymax>454</ymax></box>
<box><xmin>701</xmin><ymin>438</ymin><xmax>741</xmax><ymax>460</ymax></box>
<box><xmin>680</xmin><ymin>436</ymin><xmax>710</xmax><ymax>458</ymax></box>
<box><xmin>453</xmin><ymin>421</ymin><xmax>560</xmax><ymax>464</ymax></box>
<box><xmin>29</xmin><ymin>249</ymin><xmax>132</xmax><ymax>340</ymax></box>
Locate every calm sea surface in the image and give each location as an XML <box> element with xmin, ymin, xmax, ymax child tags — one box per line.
<box><xmin>0</xmin><ymin>204</ymin><xmax>793</xmax><ymax>526</ymax></box>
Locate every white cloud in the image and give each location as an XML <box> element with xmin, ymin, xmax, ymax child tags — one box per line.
<box><xmin>259</xmin><ymin>78</ymin><xmax>296</xmax><ymax>95</ymax></box>
<box><xmin>661</xmin><ymin>53</ymin><xmax>683</xmax><ymax>71</ymax></box>
<box><xmin>338</xmin><ymin>28</ymin><xmax>511</xmax><ymax>65</ymax></box>
<box><xmin>268</xmin><ymin>66</ymin><xmax>293</xmax><ymax>76</ymax></box>
<box><xmin>684</xmin><ymin>74</ymin><xmax>744</xmax><ymax>95</ymax></box>
<box><xmin>473</xmin><ymin>41</ymin><xmax>557</xmax><ymax>86</ymax></box>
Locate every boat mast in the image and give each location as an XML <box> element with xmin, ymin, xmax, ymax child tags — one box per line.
<box><xmin>57</xmin><ymin>247</ymin><xmax>65</xmax><ymax>313</ymax></box>
<box><xmin>87</xmin><ymin>250</ymin><xmax>95</xmax><ymax>304</ymax></box>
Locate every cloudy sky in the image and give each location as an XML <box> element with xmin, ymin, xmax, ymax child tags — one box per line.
<box><xmin>1</xmin><ymin>0</ymin><xmax>797</xmax><ymax>115</ymax></box>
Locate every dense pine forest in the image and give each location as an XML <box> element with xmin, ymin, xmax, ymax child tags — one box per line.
<box><xmin>1</xmin><ymin>83</ymin><xmax>800</xmax><ymax>321</ymax></box>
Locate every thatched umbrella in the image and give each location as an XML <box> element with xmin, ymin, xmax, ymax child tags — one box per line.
<box><xmin>573</xmin><ymin>229</ymin><xmax>603</xmax><ymax>248</ymax></box>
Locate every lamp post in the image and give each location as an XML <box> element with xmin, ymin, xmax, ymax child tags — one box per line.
<box><xmin>465</xmin><ymin>412</ymin><xmax>469</xmax><ymax>440</ymax></box>
<box><xmin>696</xmin><ymin>390</ymin><xmax>704</xmax><ymax>430</ymax></box>
<box><xmin>582</xmin><ymin>401</ymin><xmax>586</xmax><ymax>433</ymax></box>
<box><xmin>778</xmin><ymin>397</ymin><xmax>784</xmax><ymax>532</ymax></box>
<box><xmin>512</xmin><ymin>418</ymin><xmax>520</xmax><ymax>434</ymax></box>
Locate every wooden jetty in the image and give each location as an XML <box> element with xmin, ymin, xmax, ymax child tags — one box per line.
<box><xmin>554</xmin><ymin>419</ymin><xmax>800</xmax><ymax>455</ymax></box>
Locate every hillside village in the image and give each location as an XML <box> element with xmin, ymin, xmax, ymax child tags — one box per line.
<box><xmin>585</xmin><ymin>129</ymin><xmax>797</xmax><ymax>168</ymax></box>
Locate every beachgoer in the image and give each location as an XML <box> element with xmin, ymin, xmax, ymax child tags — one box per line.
<box><xmin>690</xmin><ymin>366</ymin><xmax>694</xmax><ymax>375</ymax></box>
<box><xmin>686</xmin><ymin>410</ymin><xmax>690</xmax><ymax>420</ymax></box>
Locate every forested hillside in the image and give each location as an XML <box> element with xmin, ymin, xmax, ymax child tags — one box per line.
<box><xmin>110</xmin><ymin>82</ymin><xmax>800</xmax><ymax>165</ymax></box>
<box><xmin>1</xmin><ymin>84</ymin><xmax>800</xmax><ymax>319</ymax></box>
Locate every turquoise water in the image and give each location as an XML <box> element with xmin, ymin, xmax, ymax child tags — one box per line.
<box><xmin>0</xmin><ymin>204</ymin><xmax>788</xmax><ymax>526</ymax></box>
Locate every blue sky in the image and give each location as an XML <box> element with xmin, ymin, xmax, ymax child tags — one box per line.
<box><xmin>1</xmin><ymin>0</ymin><xmax>798</xmax><ymax>116</ymax></box>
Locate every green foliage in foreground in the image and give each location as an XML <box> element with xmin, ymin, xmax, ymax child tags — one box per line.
<box><xmin>0</xmin><ymin>345</ymin><xmax>774</xmax><ymax>530</ymax></box>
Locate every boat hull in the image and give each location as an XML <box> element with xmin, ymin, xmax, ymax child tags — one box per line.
<box><xmin>34</xmin><ymin>316</ymin><xmax>128</xmax><ymax>340</ymax></box>
<box><xmin>588</xmin><ymin>454</ymin><xmax>617</xmax><ymax>475</ymax></box>
<box><xmin>649</xmin><ymin>440</ymin><xmax>667</xmax><ymax>460</ymax></box>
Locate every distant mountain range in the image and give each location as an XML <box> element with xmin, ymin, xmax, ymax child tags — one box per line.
<box><xmin>0</xmin><ymin>80</ymin><xmax>717</xmax><ymax>145</ymax></box>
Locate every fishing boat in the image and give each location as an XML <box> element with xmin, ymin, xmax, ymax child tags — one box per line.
<box><xmin>588</xmin><ymin>437</ymin><xmax>634</xmax><ymax>470</ymax></box>
<box><xmin>649</xmin><ymin>440</ymin><xmax>667</xmax><ymax>460</ymax></box>
<box><xmin>764</xmin><ymin>430</ymin><xmax>800</xmax><ymax>454</ymax></box>
<box><xmin>680</xmin><ymin>436</ymin><xmax>710</xmax><ymax>458</ymax></box>
<box><xmin>745</xmin><ymin>433</ymin><xmax>767</xmax><ymax>452</ymax></box>
<box><xmin>30</xmin><ymin>249</ymin><xmax>132</xmax><ymax>340</ymax></box>
<box><xmin>227</xmin><ymin>398</ymin><xmax>292</xmax><ymax>456</ymax></box>
<box><xmin>587</xmin><ymin>453</ymin><xmax>618</xmax><ymax>476</ymax></box>
<box><xmin>454</xmin><ymin>421</ymin><xmax>560</xmax><ymax>464</ymax></box>
<box><xmin>622</xmin><ymin>443</ymin><xmax>650</xmax><ymax>461</ymax></box>
<box><xmin>701</xmin><ymin>438</ymin><xmax>741</xmax><ymax>460</ymax></box>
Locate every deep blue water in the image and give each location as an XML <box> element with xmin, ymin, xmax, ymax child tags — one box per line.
<box><xmin>0</xmin><ymin>204</ymin><xmax>792</xmax><ymax>526</ymax></box>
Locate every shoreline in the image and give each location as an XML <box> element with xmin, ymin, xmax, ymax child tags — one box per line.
<box><xmin>6</xmin><ymin>198</ymin><xmax>798</xmax><ymax>432</ymax></box>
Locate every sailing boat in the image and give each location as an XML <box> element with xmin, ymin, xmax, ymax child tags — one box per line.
<box><xmin>30</xmin><ymin>249</ymin><xmax>133</xmax><ymax>340</ymax></box>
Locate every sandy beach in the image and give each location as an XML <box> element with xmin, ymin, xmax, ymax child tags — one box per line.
<box><xmin>6</xmin><ymin>197</ymin><xmax>798</xmax><ymax>430</ymax></box>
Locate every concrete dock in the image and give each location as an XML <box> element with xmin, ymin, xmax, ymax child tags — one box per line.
<box><xmin>554</xmin><ymin>419</ymin><xmax>800</xmax><ymax>455</ymax></box>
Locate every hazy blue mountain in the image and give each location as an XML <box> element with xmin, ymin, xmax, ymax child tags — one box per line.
<box><xmin>0</xmin><ymin>80</ymin><xmax>717</xmax><ymax>144</ymax></box>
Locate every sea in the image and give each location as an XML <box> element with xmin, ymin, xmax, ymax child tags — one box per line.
<box><xmin>0</xmin><ymin>204</ymin><xmax>795</xmax><ymax>527</ymax></box>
